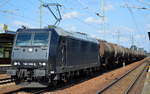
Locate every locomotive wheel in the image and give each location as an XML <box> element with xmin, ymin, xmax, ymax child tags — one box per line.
<box><xmin>52</xmin><ymin>80</ymin><xmax>58</xmax><ymax>86</ymax></box>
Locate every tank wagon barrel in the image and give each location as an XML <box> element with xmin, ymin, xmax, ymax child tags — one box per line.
<box><xmin>98</xmin><ymin>40</ymin><xmax>146</xmax><ymax>68</ymax></box>
<box><xmin>99</xmin><ymin>41</ymin><xmax>114</xmax><ymax>58</ymax></box>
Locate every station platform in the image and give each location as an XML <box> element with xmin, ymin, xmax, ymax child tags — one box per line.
<box><xmin>142</xmin><ymin>59</ymin><xmax>150</xmax><ymax>94</ymax></box>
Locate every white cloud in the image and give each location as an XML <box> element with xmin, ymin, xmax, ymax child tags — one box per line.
<box><xmin>63</xmin><ymin>11</ymin><xmax>80</xmax><ymax>19</ymax></box>
<box><xmin>12</xmin><ymin>21</ymin><xmax>31</xmax><ymax>27</ymax></box>
<box><xmin>96</xmin><ymin>30</ymin><xmax>111</xmax><ymax>34</ymax></box>
<box><xmin>66</xmin><ymin>25</ymin><xmax>77</xmax><ymax>32</ymax></box>
<box><xmin>84</xmin><ymin>17</ymin><xmax>107</xmax><ymax>24</ymax></box>
<box><xmin>104</xmin><ymin>3</ymin><xmax>114</xmax><ymax>11</ymax></box>
<box><xmin>90</xmin><ymin>34</ymin><xmax>100</xmax><ymax>39</ymax></box>
<box><xmin>135</xmin><ymin>35</ymin><xmax>145</xmax><ymax>39</ymax></box>
<box><xmin>117</xmin><ymin>26</ymin><xmax>135</xmax><ymax>33</ymax></box>
<box><xmin>146</xmin><ymin>24</ymin><xmax>150</xmax><ymax>32</ymax></box>
<box><xmin>120</xmin><ymin>37</ymin><xmax>129</xmax><ymax>42</ymax></box>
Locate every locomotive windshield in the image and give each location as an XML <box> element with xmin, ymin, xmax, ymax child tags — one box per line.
<box><xmin>32</xmin><ymin>33</ymin><xmax>49</xmax><ymax>46</ymax></box>
<box><xmin>16</xmin><ymin>33</ymin><xmax>32</xmax><ymax>46</ymax></box>
<box><xmin>16</xmin><ymin>32</ymin><xmax>49</xmax><ymax>46</ymax></box>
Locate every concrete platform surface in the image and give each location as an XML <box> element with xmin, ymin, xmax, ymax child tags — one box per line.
<box><xmin>142</xmin><ymin>65</ymin><xmax>150</xmax><ymax>94</ymax></box>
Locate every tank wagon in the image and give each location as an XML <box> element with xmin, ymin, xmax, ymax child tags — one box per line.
<box><xmin>99</xmin><ymin>40</ymin><xmax>146</xmax><ymax>69</ymax></box>
<box><xmin>7</xmin><ymin>26</ymin><xmax>146</xmax><ymax>88</ymax></box>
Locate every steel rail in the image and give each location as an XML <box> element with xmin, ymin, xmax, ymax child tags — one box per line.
<box><xmin>0</xmin><ymin>77</ymin><xmax>11</xmax><ymax>81</ymax></box>
<box><xmin>96</xmin><ymin>62</ymin><xmax>146</xmax><ymax>94</ymax></box>
<box><xmin>124</xmin><ymin>63</ymin><xmax>148</xmax><ymax>94</ymax></box>
<box><xmin>0</xmin><ymin>78</ymin><xmax>14</xmax><ymax>85</ymax></box>
<box><xmin>31</xmin><ymin>88</ymin><xmax>49</xmax><ymax>94</ymax></box>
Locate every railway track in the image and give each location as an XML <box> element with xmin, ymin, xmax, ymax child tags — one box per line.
<box><xmin>0</xmin><ymin>77</ymin><xmax>13</xmax><ymax>85</ymax></box>
<box><xmin>96</xmin><ymin>61</ymin><xmax>148</xmax><ymax>94</ymax></box>
<box><xmin>0</xmin><ymin>59</ymin><xmax>148</xmax><ymax>94</ymax></box>
<box><xmin>124</xmin><ymin>65</ymin><xmax>147</xmax><ymax>94</ymax></box>
<box><xmin>3</xmin><ymin>88</ymin><xmax>49</xmax><ymax>94</ymax></box>
<box><xmin>0</xmin><ymin>84</ymin><xmax>22</xmax><ymax>94</ymax></box>
<box><xmin>15</xmin><ymin>72</ymin><xmax>102</xmax><ymax>94</ymax></box>
<box><xmin>0</xmin><ymin>74</ymin><xmax>12</xmax><ymax>85</ymax></box>
<box><xmin>0</xmin><ymin>75</ymin><xmax>20</xmax><ymax>94</ymax></box>
<box><xmin>3</xmin><ymin>67</ymin><xmax>104</xmax><ymax>94</ymax></box>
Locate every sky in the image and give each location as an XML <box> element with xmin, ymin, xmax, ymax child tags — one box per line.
<box><xmin>0</xmin><ymin>0</ymin><xmax>150</xmax><ymax>52</ymax></box>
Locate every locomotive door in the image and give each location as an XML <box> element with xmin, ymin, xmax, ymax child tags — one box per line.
<box><xmin>57</xmin><ymin>38</ymin><xmax>67</xmax><ymax>70</ymax></box>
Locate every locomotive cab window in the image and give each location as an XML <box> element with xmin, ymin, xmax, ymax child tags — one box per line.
<box><xmin>15</xmin><ymin>32</ymin><xmax>49</xmax><ymax>46</ymax></box>
<box><xmin>32</xmin><ymin>33</ymin><xmax>49</xmax><ymax>46</ymax></box>
<box><xmin>16</xmin><ymin>33</ymin><xmax>32</xmax><ymax>46</ymax></box>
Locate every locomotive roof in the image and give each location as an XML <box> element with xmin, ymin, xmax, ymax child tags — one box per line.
<box><xmin>54</xmin><ymin>27</ymin><xmax>99</xmax><ymax>43</ymax></box>
<box><xmin>17</xmin><ymin>27</ymin><xmax>99</xmax><ymax>44</ymax></box>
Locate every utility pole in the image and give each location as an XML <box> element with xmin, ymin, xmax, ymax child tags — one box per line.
<box><xmin>117</xmin><ymin>30</ymin><xmax>120</xmax><ymax>45</ymax></box>
<box><xmin>131</xmin><ymin>32</ymin><xmax>134</xmax><ymax>46</ymax></box>
<box><xmin>101</xmin><ymin>0</ymin><xmax>105</xmax><ymax>39</ymax></box>
<box><xmin>40</xmin><ymin>0</ymin><xmax>43</xmax><ymax>28</ymax></box>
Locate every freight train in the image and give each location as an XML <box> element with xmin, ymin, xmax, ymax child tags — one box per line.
<box><xmin>7</xmin><ymin>26</ymin><xmax>146</xmax><ymax>88</ymax></box>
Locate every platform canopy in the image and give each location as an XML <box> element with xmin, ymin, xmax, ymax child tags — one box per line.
<box><xmin>0</xmin><ymin>31</ymin><xmax>16</xmax><ymax>43</ymax></box>
<box><xmin>0</xmin><ymin>31</ymin><xmax>16</xmax><ymax>64</ymax></box>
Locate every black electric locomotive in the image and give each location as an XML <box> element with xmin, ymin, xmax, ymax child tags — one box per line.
<box><xmin>7</xmin><ymin>26</ymin><xmax>100</xmax><ymax>87</ymax></box>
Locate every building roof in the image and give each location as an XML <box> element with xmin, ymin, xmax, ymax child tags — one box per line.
<box><xmin>0</xmin><ymin>31</ymin><xmax>16</xmax><ymax>43</ymax></box>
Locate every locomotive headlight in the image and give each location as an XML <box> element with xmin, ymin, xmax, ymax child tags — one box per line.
<box><xmin>39</xmin><ymin>62</ymin><xmax>46</xmax><ymax>66</ymax></box>
<box><xmin>42</xmin><ymin>62</ymin><xmax>46</xmax><ymax>66</ymax></box>
<box><xmin>28</xmin><ymin>48</ymin><xmax>33</xmax><ymax>52</ymax></box>
<box><xmin>33</xmin><ymin>63</ymin><xmax>36</xmax><ymax>66</ymax></box>
<box><xmin>14</xmin><ymin>62</ymin><xmax>18</xmax><ymax>65</ymax></box>
<box><xmin>14</xmin><ymin>62</ymin><xmax>20</xmax><ymax>65</ymax></box>
<box><xmin>17</xmin><ymin>62</ymin><xmax>20</xmax><ymax>65</ymax></box>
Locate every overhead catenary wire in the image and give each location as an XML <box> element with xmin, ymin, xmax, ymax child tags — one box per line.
<box><xmin>123</xmin><ymin>0</ymin><xmax>142</xmax><ymax>45</ymax></box>
<box><xmin>40</xmin><ymin>1</ymin><xmax>101</xmax><ymax>29</ymax></box>
<box><xmin>77</xmin><ymin>0</ymin><xmax>107</xmax><ymax>40</ymax></box>
<box><xmin>0</xmin><ymin>0</ymin><xmax>34</xmax><ymax>22</ymax></box>
<box><xmin>0</xmin><ymin>9</ymin><xmax>19</xmax><ymax>14</ymax></box>
<box><xmin>77</xmin><ymin>0</ymin><xmax>103</xmax><ymax>17</ymax></box>
<box><xmin>0</xmin><ymin>0</ymin><xmax>11</xmax><ymax>8</ymax></box>
<box><xmin>0</xmin><ymin>13</ymin><xmax>26</xmax><ymax>29</ymax></box>
<box><xmin>60</xmin><ymin>1</ymin><xmax>108</xmax><ymax>39</ymax></box>
<box><xmin>77</xmin><ymin>0</ymin><xmax>96</xmax><ymax>12</ymax></box>
<box><xmin>138</xmin><ymin>0</ymin><xmax>150</xmax><ymax>6</ymax></box>
<box><xmin>0</xmin><ymin>10</ymin><xmax>46</xmax><ymax>26</ymax></box>
<box><xmin>123</xmin><ymin>0</ymin><xmax>150</xmax><ymax>49</ymax></box>
<box><xmin>0</xmin><ymin>0</ymin><xmax>50</xmax><ymax>27</ymax></box>
<box><xmin>38</xmin><ymin>0</ymin><xmax>44</xmax><ymax>4</ymax></box>
<box><xmin>122</xmin><ymin>5</ymin><xmax>150</xmax><ymax>10</ymax></box>
<box><xmin>61</xmin><ymin>6</ymin><xmax>101</xmax><ymax>32</ymax></box>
